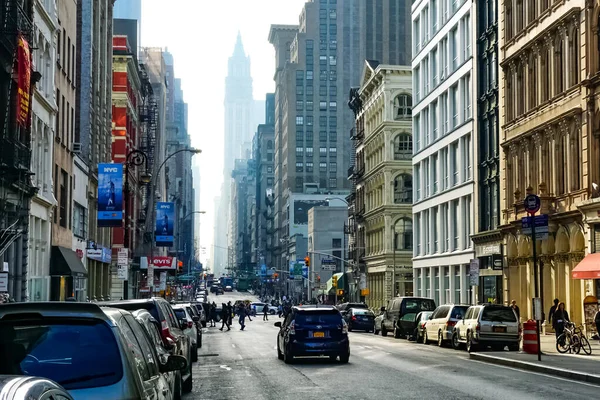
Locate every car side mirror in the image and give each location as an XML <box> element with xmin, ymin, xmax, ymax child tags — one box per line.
<box><xmin>179</xmin><ymin>319</ymin><xmax>187</xmax><ymax>329</ymax></box>
<box><xmin>160</xmin><ymin>354</ymin><xmax>188</xmax><ymax>373</ymax></box>
<box><xmin>380</xmin><ymin>306</ymin><xmax>386</xmax><ymax>312</ymax></box>
<box><xmin>274</xmin><ymin>321</ymin><xmax>282</xmax><ymax>328</ymax></box>
<box><xmin>192</xmin><ymin>316</ymin><xmax>200</xmax><ymax>322</ymax></box>
<box><xmin>164</xmin><ymin>336</ymin><xmax>176</xmax><ymax>351</ymax></box>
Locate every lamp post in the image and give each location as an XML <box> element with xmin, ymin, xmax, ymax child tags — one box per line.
<box><xmin>148</xmin><ymin>147</ymin><xmax>201</xmax><ymax>295</ymax></box>
<box><xmin>123</xmin><ymin>150</ymin><xmax>151</xmax><ymax>300</ymax></box>
<box><xmin>177</xmin><ymin>210</ymin><xmax>206</xmax><ymax>278</ymax></box>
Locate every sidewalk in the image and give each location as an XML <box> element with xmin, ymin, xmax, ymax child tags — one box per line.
<box><xmin>470</xmin><ymin>334</ymin><xmax>600</xmax><ymax>384</ymax></box>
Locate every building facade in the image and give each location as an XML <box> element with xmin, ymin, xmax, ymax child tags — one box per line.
<box><xmin>499</xmin><ymin>0</ymin><xmax>588</xmax><ymax>323</ymax></box>
<box><xmin>50</xmin><ymin>0</ymin><xmax>87</xmax><ymax>301</ymax></box>
<box><xmin>412</xmin><ymin>0</ymin><xmax>475</xmax><ymax>306</ymax></box>
<box><xmin>29</xmin><ymin>0</ymin><xmax>58</xmax><ymax>301</ymax></box>
<box><xmin>350</xmin><ymin>63</ymin><xmax>414</xmax><ymax>309</ymax></box>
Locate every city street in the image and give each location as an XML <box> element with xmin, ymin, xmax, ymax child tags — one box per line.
<box><xmin>184</xmin><ymin>293</ymin><xmax>600</xmax><ymax>400</ymax></box>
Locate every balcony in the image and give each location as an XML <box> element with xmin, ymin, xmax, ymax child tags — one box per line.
<box><xmin>1</xmin><ymin>2</ymin><xmax>33</xmax><ymax>52</ymax></box>
<box><xmin>1</xmin><ymin>139</ymin><xmax>31</xmax><ymax>174</ymax></box>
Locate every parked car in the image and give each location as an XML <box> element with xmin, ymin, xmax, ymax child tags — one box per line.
<box><xmin>132</xmin><ymin>310</ymin><xmax>182</xmax><ymax>400</ymax></box>
<box><xmin>452</xmin><ymin>304</ymin><xmax>520</xmax><ymax>352</ymax></box>
<box><xmin>191</xmin><ymin>302</ymin><xmax>207</xmax><ymax>328</ymax></box>
<box><xmin>275</xmin><ymin>305</ymin><xmax>350</xmax><ymax>364</ymax></box>
<box><xmin>0</xmin><ymin>375</ymin><xmax>74</xmax><ymax>400</ymax></box>
<box><xmin>336</xmin><ymin>302</ymin><xmax>368</xmax><ymax>316</ymax></box>
<box><xmin>172</xmin><ymin>305</ymin><xmax>198</xmax><ymax>362</ymax></box>
<box><xmin>224</xmin><ymin>285</ymin><xmax>233</xmax><ymax>292</ymax></box>
<box><xmin>0</xmin><ymin>302</ymin><xmax>187</xmax><ymax>399</ymax></box>
<box><xmin>250</xmin><ymin>302</ymin><xmax>277</xmax><ymax>315</ymax></box>
<box><xmin>177</xmin><ymin>303</ymin><xmax>203</xmax><ymax>347</ymax></box>
<box><xmin>101</xmin><ymin>298</ymin><xmax>194</xmax><ymax>392</ymax></box>
<box><xmin>380</xmin><ymin>297</ymin><xmax>437</xmax><ymax>338</ymax></box>
<box><xmin>423</xmin><ymin>305</ymin><xmax>470</xmax><ymax>346</ymax></box>
<box><xmin>414</xmin><ymin>311</ymin><xmax>434</xmax><ymax>343</ymax></box>
<box><xmin>343</xmin><ymin>308</ymin><xmax>375</xmax><ymax>332</ymax></box>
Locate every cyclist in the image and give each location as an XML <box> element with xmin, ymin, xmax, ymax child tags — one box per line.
<box><xmin>554</xmin><ymin>302</ymin><xmax>570</xmax><ymax>344</ymax></box>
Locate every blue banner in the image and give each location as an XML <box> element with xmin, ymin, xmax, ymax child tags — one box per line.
<box><xmin>97</xmin><ymin>163</ymin><xmax>123</xmax><ymax>227</ymax></box>
<box><xmin>155</xmin><ymin>202</ymin><xmax>175</xmax><ymax>247</ymax></box>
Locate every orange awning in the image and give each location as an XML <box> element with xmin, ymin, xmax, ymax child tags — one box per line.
<box><xmin>572</xmin><ymin>253</ymin><xmax>600</xmax><ymax>279</ymax></box>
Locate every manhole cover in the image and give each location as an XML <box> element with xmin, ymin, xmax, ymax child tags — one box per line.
<box><xmin>198</xmin><ymin>354</ymin><xmax>219</xmax><ymax>357</ymax></box>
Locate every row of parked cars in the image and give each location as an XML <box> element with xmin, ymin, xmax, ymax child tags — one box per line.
<box><xmin>0</xmin><ymin>297</ymin><xmax>206</xmax><ymax>400</ymax></box>
<box><xmin>338</xmin><ymin>297</ymin><xmax>521</xmax><ymax>352</ymax></box>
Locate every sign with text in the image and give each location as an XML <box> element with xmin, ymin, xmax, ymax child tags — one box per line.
<box><xmin>97</xmin><ymin>163</ymin><xmax>123</xmax><ymax>227</ymax></box>
<box><xmin>118</xmin><ymin>248</ymin><xmax>129</xmax><ymax>265</ymax></box>
<box><xmin>140</xmin><ymin>256</ymin><xmax>176</xmax><ymax>270</ymax></box>
<box><xmin>16</xmin><ymin>34</ymin><xmax>31</xmax><ymax>127</ymax></box>
<box><xmin>117</xmin><ymin>264</ymin><xmax>128</xmax><ymax>280</ymax></box>
<box><xmin>289</xmin><ymin>260</ymin><xmax>305</xmax><ymax>280</ymax></box>
<box><xmin>522</xmin><ymin>215</ymin><xmax>549</xmax><ymax>240</ymax></box>
<box><xmin>155</xmin><ymin>202</ymin><xmax>175</xmax><ymax>247</ymax></box>
<box><xmin>0</xmin><ymin>272</ymin><xmax>7</xmax><ymax>292</ymax></box>
<box><xmin>469</xmin><ymin>259</ymin><xmax>480</xmax><ymax>286</ymax></box>
<box><xmin>87</xmin><ymin>247</ymin><xmax>111</xmax><ymax>264</ymax></box>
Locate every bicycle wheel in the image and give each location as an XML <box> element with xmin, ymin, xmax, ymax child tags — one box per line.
<box><xmin>556</xmin><ymin>334</ymin><xmax>571</xmax><ymax>353</ymax></box>
<box><xmin>572</xmin><ymin>335</ymin><xmax>581</xmax><ymax>354</ymax></box>
<box><xmin>580</xmin><ymin>335</ymin><xmax>592</xmax><ymax>355</ymax></box>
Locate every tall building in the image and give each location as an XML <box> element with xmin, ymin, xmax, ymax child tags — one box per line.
<box><xmin>499</xmin><ymin>0</ymin><xmax>587</xmax><ymax>323</ymax></box>
<box><xmin>269</xmin><ymin>0</ymin><xmax>412</xmax><ymax>278</ymax></box>
<box><xmin>50</xmin><ymin>0</ymin><xmax>87</xmax><ymax>301</ymax></box>
<box><xmin>29</xmin><ymin>0</ymin><xmax>58</xmax><ymax>302</ymax></box>
<box><xmin>411</xmin><ymin>0</ymin><xmax>475</xmax><ymax>306</ymax></box>
<box><xmin>113</xmin><ymin>0</ymin><xmax>142</xmax><ymax>49</ymax></box>
<box><xmin>76</xmin><ymin>0</ymin><xmax>114</xmax><ymax>302</ymax></box>
<box><xmin>471</xmin><ymin>0</ymin><xmax>501</xmax><ymax>301</ymax></box>
<box><xmin>349</xmin><ymin>62</ymin><xmax>413</xmax><ymax>308</ymax></box>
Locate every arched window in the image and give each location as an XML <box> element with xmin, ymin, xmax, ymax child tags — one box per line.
<box><xmin>569</xmin><ymin>28</ymin><xmax>579</xmax><ymax>87</ymax></box>
<box><xmin>394</xmin><ymin>133</ymin><xmax>412</xmax><ymax>160</ymax></box>
<box><xmin>394</xmin><ymin>94</ymin><xmax>412</xmax><ymax>120</ymax></box>
<box><xmin>394</xmin><ymin>174</ymin><xmax>412</xmax><ymax>204</ymax></box>
<box><xmin>555</xmin><ymin>37</ymin><xmax>564</xmax><ymax>94</ymax></box>
<box><xmin>394</xmin><ymin>218</ymin><xmax>413</xmax><ymax>250</ymax></box>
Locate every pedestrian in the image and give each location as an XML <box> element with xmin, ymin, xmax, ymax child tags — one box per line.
<box><xmin>246</xmin><ymin>303</ymin><xmax>253</xmax><ymax>321</ymax></box>
<box><xmin>278</xmin><ymin>304</ymin><xmax>283</xmax><ymax>318</ymax></box>
<box><xmin>219</xmin><ymin>303</ymin><xmax>230</xmax><ymax>331</ymax></box>
<box><xmin>594</xmin><ymin>309</ymin><xmax>600</xmax><ymax>340</ymax></box>
<box><xmin>263</xmin><ymin>303</ymin><xmax>269</xmax><ymax>321</ymax></box>
<box><xmin>510</xmin><ymin>300</ymin><xmax>520</xmax><ymax>321</ymax></box>
<box><xmin>210</xmin><ymin>302</ymin><xmax>218</xmax><ymax>327</ymax></box>
<box><xmin>554</xmin><ymin>302</ymin><xmax>569</xmax><ymax>343</ymax></box>
<box><xmin>549</xmin><ymin>298</ymin><xmax>559</xmax><ymax>331</ymax></box>
<box><xmin>237</xmin><ymin>302</ymin><xmax>247</xmax><ymax>330</ymax></box>
<box><xmin>227</xmin><ymin>301</ymin><xmax>234</xmax><ymax>327</ymax></box>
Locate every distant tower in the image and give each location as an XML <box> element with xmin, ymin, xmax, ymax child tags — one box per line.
<box><xmin>113</xmin><ymin>0</ymin><xmax>142</xmax><ymax>47</ymax></box>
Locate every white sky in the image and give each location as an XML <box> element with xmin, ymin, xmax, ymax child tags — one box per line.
<box><xmin>142</xmin><ymin>0</ymin><xmax>307</xmax><ymax>265</ymax></box>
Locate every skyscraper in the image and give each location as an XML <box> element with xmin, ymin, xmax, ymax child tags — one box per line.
<box><xmin>113</xmin><ymin>0</ymin><xmax>142</xmax><ymax>48</ymax></box>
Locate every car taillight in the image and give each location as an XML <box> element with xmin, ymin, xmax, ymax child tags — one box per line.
<box><xmin>446</xmin><ymin>321</ymin><xmax>456</xmax><ymax>328</ymax></box>
<box><xmin>476</xmin><ymin>323</ymin><xmax>480</xmax><ymax>332</ymax></box>
<box><xmin>352</xmin><ymin>316</ymin><xmax>357</xmax><ymax>321</ymax></box>
<box><xmin>289</xmin><ymin>321</ymin><xmax>296</xmax><ymax>335</ymax></box>
<box><xmin>161</xmin><ymin>322</ymin><xmax>175</xmax><ymax>343</ymax></box>
<box><xmin>188</xmin><ymin>321</ymin><xmax>194</xmax><ymax>329</ymax></box>
<box><xmin>342</xmin><ymin>321</ymin><xmax>348</xmax><ymax>334</ymax></box>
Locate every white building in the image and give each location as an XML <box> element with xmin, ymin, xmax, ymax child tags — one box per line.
<box><xmin>411</xmin><ymin>0</ymin><xmax>475</xmax><ymax>305</ymax></box>
<box><xmin>29</xmin><ymin>0</ymin><xmax>58</xmax><ymax>301</ymax></box>
<box><xmin>72</xmin><ymin>158</ymin><xmax>89</xmax><ymax>301</ymax></box>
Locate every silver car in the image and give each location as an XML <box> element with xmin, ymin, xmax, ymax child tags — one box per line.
<box><xmin>0</xmin><ymin>375</ymin><xmax>74</xmax><ymax>399</ymax></box>
<box><xmin>0</xmin><ymin>302</ymin><xmax>187</xmax><ymax>400</ymax></box>
<box><xmin>172</xmin><ymin>306</ymin><xmax>198</xmax><ymax>363</ymax></box>
<box><xmin>452</xmin><ymin>304</ymin><xmax>520</xmax><ymax>352</ymax></box>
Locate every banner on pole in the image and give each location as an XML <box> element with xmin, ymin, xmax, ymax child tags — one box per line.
<box><xmin>97</xmin><ymin>163</ymin><xmax>123</xmax><ymax>227</ymax></box>
<box><xmin>155</xmin><ymin>202</ymin><xmax>175</xmax><ymax>247</ymax></box>
<box><xmin>16</xmin><ymin>34</ymin><xmax>31</xmax><ymax>126</ymax></box>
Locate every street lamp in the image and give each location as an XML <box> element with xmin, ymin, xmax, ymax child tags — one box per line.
<box><xmin>148</xmin><ymin>148</ymin><xmax>202</xmax><ymax>295</ymax></box>
<box><xmin>123</xmin><ymin>149</ymin><xmax>151</xmax><ymax>300</ymax></box>
<box><xmin>177</xmin><ymin>211</ymin><xmax>206</xmax><ymax>278</ymax></box>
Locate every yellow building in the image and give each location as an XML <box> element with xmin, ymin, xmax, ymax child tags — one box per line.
<box><xmin>349</xmin><ymin>62</ymin><xmax>413</xmax><ymax>310</ymax></box>
<box><xmin>499</xmin><ymin>0</ymin><xmax>589</xmax><ymax>325</ymax></box>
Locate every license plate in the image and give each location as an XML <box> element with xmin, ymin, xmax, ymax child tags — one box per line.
<box><xmin>494</xmin><ymin>326</ymin><xmax>506</xmax><ymax>333</ymax></box>
<box><xmin>313</xmin><ymin>331</ymin><xmax>325</xmax><ymax>338</ymax></box>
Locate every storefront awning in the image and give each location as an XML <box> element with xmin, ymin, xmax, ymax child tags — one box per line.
<box><xmin>50</xmin><ymin>246</ymin><xmax>87</xmax><ymax>278</ymax></box>
<box><xmin>572</xmin><ymin>253</ymin><xmax>600</xmax><ymax>279</ymax></box>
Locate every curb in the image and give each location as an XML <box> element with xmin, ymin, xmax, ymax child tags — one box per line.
<box><xmin>469</xmin><ymin>353</ymin><xmax>600</xmax><ymax>385</ymax></box>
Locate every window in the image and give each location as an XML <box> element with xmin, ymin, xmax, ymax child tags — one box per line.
<box><xmin>296</xmin><ymin>116</ymin><xmax>304</xmax><ymax>126</ymax></box>
<box><xmin>414</xmin><ymin>115</ymin><xmax>421</xmax><ymax>152</ymax></box>
<box><xmin>320</xmin><ymin>162</ymin><xmax>327</xmax><ymax>171</ymax></box>
<box><xmin>432</xmin><ymin>153</ymin><xmax>439</xmax><ymax>193</ymax></box>
<box><xmin>394</xmin><ymin>218</ymin><xmax>413</xmax><ymax>250</ymax></box>
<box><xmin>329</xmin><ymin>177</ymin><xmax>337</xmax><ymax>188</ymax></box>
<box><xmin>452</xmin><ymin>199</ymin><xmax>459</xmax><ymax>249</ymax></box>
<box><xmin>267</xmin><ymin>178</ymin><xmax>274</xmax><ymax>185</ymax></box>
<box><xmin>329</xmin><ymin>116</ymin><xmax>337</xmax><ymax>127</ymax></box>
<box><xmin>296</xmin><ymin>162</ymin><xmax>304</xmax><ymax>172</ymax></box>
<box><xmin>329</xmin><ymin>147</ymin><xmax>337</xmax><ymax>154</ymax></box>
<box><xmin>306</xmin><ymin>131</ymin><xmax>313</xmax><ymax>141</ymax></box>
<box><xmin>451</xmin><ymin>141</ymin><xmax>459</xmax><ymax>185</ymax></box>
<box><xmin>296</xmin><ymin>147</ymin><xmax>304</xmax><ymax>157</ymax></box>
<box><xmin>319</xmin><ymin>116</ymin><xmax>327</xmax><ymax>127</ymax></box>
<box><xmin>319</xmin><ymin>146</ymin><xmax>327</xmax><ymax>155</ymax></box>
<box><xmin>306</xmin><ymin>85</ymin><xmax>313</xmax><ymax>96</ymax></box>
<box><xmin>464</xmin><ymin>134</ymin><xmax>472</xmax><ymax>180</ymax></box>
<box><xmin>432</xmin><ymin>101</ymin><xmax>439</xmax><ymax>140</ymax></box>
<box><xmin>296</xmin><ymin>101</ymin><xmax>304</xmax><ymax>111</ymax></box>
<box><xmin>306</xmin><ymin>162</ymin><xmax>314</xmax><ymax>172</ymax></box>
<box><xmin>306</xmin><ymin>70</ymin><xmax>313</xmax><ymax>80</ymax></box>
<box><xmin>267</xmin><ymin>166</ymin><xmax>273</xmax><ymax>173</ymax></box>
<box><xmin>464</xmin><ymin>74</ymin><xmax>471</xmax><ymax>119</ymax></box>
<box><xmin>59</xmin><ymin>170</ymin><xmax>68</xmax><ymax>228</ymax></box>
<box><xmin>330</xmin><ymin>162</ymin><xmax>337</xmax><ymax>172</ymax></box>
<box><xmin>329</xmin><ymin>101</ymin><xmax>337</xmax><ymax>110</ymax></box>
<box><xmin>451</xmin><ymin>84</ymin><xmax>459</xmax><ymax>128</ymax></box>
<box><xmin>441</xmin><ymin>147</ymin><xmax>448</xmax><ymax>189</ymax></box>
<box><xmin>394</xmin><ymin>174</ymin><xmax>413</xmax><ymax>204</ymax></box>
<box><xmin>463</xmin><ymin>196</ymin><xmax>471</xmax><ymax>249</ymax></box>
<box><xmin>451</xmin><ymin>27</ymin><xmax>459</xmax><ymax>69</ymax></box>
<box><xmin>320</xmin><ymin>101</ymin><xmax>327</xmax><ymax>110</ymax></box>
<box><xmin>319</xmin><ymin>131</ymin><xmax>327</xmax><ymax>141</ymax></box>
<box><xmin>306</xmin><ymin>100</ymin><xmax>313</xmax><ymax>111</ymax></box>
<box><xmin>415</xmin><ymin>164</ymin><xmax>421</xmax><ymax>200</ymax></box>
<box><xmin>296</xmin><ymin>85</ymin><xmax>304</xmax><ymax>95</ymax></box>
<box><xmin>306</xmin><ymin>147</ymin><xmax>313</xmax><ymax>156</ymax></box>
<box><xmin>432</xmin><ymin>207</ymin><xmax>439</xmax><ymax>253</ymax></box>
<box><xmin>432</xmin><ymin>48</ymin><xmax>438</xmax><ymax>87</ymax></box>
<box><xmin>296</xmin><ymin>177</ymin><xmax>304</xmax><ymax>189</ymax></box>
<box><xmin>329</xmin><ymin>55</ymin><xmax>337</xmax><ymax>66</ymax></box>
<box><xmin>394</xmin><ymin>133</ymin><xmax>412</xmax><ymax>160</ymax></box>
<box><xmin>306</xmin><ymin>116</ymin><xmax>313</xmax><ymax>126</ymax></box>
<box><xmin>73</xmin><ymin>203</ymin><xmax>87</xmax><ymax>238</ymax></box>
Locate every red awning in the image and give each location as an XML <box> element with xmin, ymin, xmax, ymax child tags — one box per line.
<box><xmin>572</xmin><ymin>253</ymin><xmax>600</xmax><ymax>279</ymax></box>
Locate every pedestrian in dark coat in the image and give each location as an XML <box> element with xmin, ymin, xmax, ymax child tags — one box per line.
<box><xmin>210</xmin><ymin>302</ymin><xmax>218</xmax><ymax>327</ymax></box>
<box><xmin>238</xmin><ymin>303</ymin><xmax>247</xmax><ymax>330</ymax></box>
<box><xmin>227</xmin><ymin>301</ymin><xmax>233</xmax><ymax>326</ymax></box>
<box><xmin>263</xmin><ymin>304</ymin><xmax>269</xmax><ymax>321</ymax></box>
<box><xmin>219</xmin><ymin>303</ymin><xmax>230</xmax><ymax>331</ymax></box>
<box><xmin>554</xmin><ymin>302</ymin><xmax>569</xmax><ymax>341</ymax></box>
<box><xmin>510</xmin><ymin>300</ymin><xmax>520</xmax><ymax>321</ymax></box>
<box><xmin>549</xmin><ymin>298</ymin><xmax>559</xmax><ymax>330</ymax></box>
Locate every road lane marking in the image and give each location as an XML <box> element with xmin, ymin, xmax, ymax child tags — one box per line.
<box><xmin>232</xmin><ymin>344</ymin><xmax>236</xmax><ymax>348</ymax></box>
<box><xmin>219</xmin><ymin>365</ymin><xmax>232</xmax><ymax>371</ymax></box>
<box><xmin>238</xmin><ymin>354</ymin><xmax>243</xmax><ymax>360</ymax></box>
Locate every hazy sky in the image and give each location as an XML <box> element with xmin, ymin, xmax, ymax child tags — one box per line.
<box><xmin>142</xmin><ymin>0</ymin><xmax>307</xmax><ymax>264</ymax></box>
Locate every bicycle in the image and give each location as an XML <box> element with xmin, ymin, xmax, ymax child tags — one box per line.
<box><xmin>556</xmin><ymin>322</ymin><xmax>592</xmax><ymax>355</ymax></box>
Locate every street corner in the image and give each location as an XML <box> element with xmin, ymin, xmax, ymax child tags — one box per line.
<box><xmin>468</xmin><ymin>352</ymin><xmax>600</xmax><ymax>385</ymax></box>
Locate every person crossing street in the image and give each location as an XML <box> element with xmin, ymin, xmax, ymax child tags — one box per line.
<box><xmin>237</xmin><ymin>302</ymin><xmax>247</xmax><ymax>330</ymax></box>
<box><xmin>263</xmin><ymin>303</ymin><xmax>269</xmax><ymax>321</ymax></box>
<box><xmin>219</xmin><ymin>303</ymin><xmax>230</xmax><ymax>331</ymax></box>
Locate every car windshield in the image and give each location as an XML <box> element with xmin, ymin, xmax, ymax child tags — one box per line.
<box><xmin>481</xmin><ymin>307</ymin><xmax>517</xmax><ymax>322</ymax></box>
<box><xmin>353</xmin><ymin>309</ymin><xmax>374</xmax><ymax>316</ymax></box>
<box><xmin>295</xmin><ymin>312</ymin><xmax>342</xmax><ymax>325</ymax></box>
<box><xmin>174</xmin><ymin>309</ymin><xmax>187</xmax><ymax>320</ymax></box>
<box><xmin>404</xmin><ymin>299</ymin><xmax>436</xmax><ymax>312</ymax></box>
<box><xmin>0</xmin><ymin>319</ymin><xmax>123</xmax><ymax>390</ymax></box>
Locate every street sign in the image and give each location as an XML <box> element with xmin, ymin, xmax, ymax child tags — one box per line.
<box><xmin>492</xmin><ymin>254</ymin><xmax>503</xmax><ymax>271</ymax></box>
<box><xmin>522</xmin><ymin>215</ymin><xmax>549</xmax><ymax>240</ymax></box>
<box><xmin>524</xmin><ymin>194</ymin><xmax>541</xmax><ymax>214</ymax></box>
<box><xmin>469</xmin><ymin>259</ymin><xmax>479</xmax><ymax>286</ymax></box>
<box><xmin>321</xmin><ymin>264</ymin><xmax>336</xmax><ymax>271</ymax></box>
<box><xmin>320</xmin><ymin>283</ymin><xmax>327</xmax><ymax>290</ymax></box>
<box><xmin>117</xmin><ymin>265</ymin><xmax>128</xmax><ymax>280</ymax></box>
<box><xmin>0</xmin><ymin>272</ymin><xmax>7</xmax><ymax>292</ymax></box>
<box><xmin>117</xmin><ymin>248</ymin><xmax>129</xmax><ymax>265</ymax></box>
<box><xmin>322</xmin><ymin>259</ymin><xmax>336</xmax><ymax>265</ymax></box>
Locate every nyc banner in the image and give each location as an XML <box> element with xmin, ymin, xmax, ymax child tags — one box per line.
<box><xmin>16</xmin><ymin>34</ymin><xmax>31</xmax><ymax>127</ymax></box>
<box><xmin>97</xmin><ymin>163</ymin><xmax>123</xmax><ymax>227</ymax></box>
<box><xmin>155</xmin><ymin>202</ymin><xmax>175</xmax><ymax>247</ymax></box>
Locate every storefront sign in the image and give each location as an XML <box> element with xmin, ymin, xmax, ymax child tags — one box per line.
<box><xmin>0</xmin><ymin>272</ymin><xmax>8</xmax><ymax>292</ymax></box>
<box><xmin>87</xmin><ymin>247</ymin><xmax>111</xmax><ymax>264</ymax></box>
<box><xmin>469</xmin><ymin>259</ymin><xmax>480</xmax><ymax>286</ymax></box>
<box><xmin>97</xmin><ymin>163</ymin><xmax>123</xmax><ymax>227</ymax></box>
<box><xmin>117</xmin><ymin>248</ymin><xmax>129</xmax><ymax>265</ymax></box>
<box><xmin>117</xmin><ymin>264</ymin><xmax>128</xmax><ymax>280</ymax></box>
<box><xmin>16</xmin><ymin>34</ymin><xmax>31</xmax><ymax>127</ymax></box>
<box><xmin>140</xmin><ymin>256</ymin><xmax>176</xmax><ymax>270</ymax></box>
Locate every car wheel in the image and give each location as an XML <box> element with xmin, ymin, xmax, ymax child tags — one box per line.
<box><xmin>348</xmin><ymin>323</ymin><xmax>353</xmax><ymax>332</ymax></box>
<box><xmin>191</xmin><ymin>345</ymin><xmax>198</xmax><ymax>362</ymax></box>
<box><xmin>182</xmin><ymin>366</ymin><xmax>193</xmax><ymax>393</ymax></box>
<box><xmin>283</xmin><ymin>346</ymin><xmax>294</xmax><ymax>364</ymax></box>
<box><xmin>277</xmin><ymin>341</ymin><xmax>284</xmax><ymax>360</ymax></box>
<box><xmin>415</xmin><ymin>329</ymin><xmax>423</xmax><ymax>343</ymax></box>
<box><xmin>381</xmin><ymin>325</ymin><xmax>387</xmax><ymax>337</ymax></box>
<box><xmin>173</xmin><ymin>370</ymin><xmax>183</xmax><ymax>400</ymax></box>
<box><xmin>423</xmin><ymin>329</ymin><xmax>428</xmax><ymax>344</ymax></box>
<box><xmin>466</xmin><ymin>332</ymin><xmax>478</xmax><ymax>353</ymax></box>
<box><xmin>198</xmin><ymin>335</ymin><xmax>202</xmax><ymax>349</ymax></box>
<box><xmin>374</xmin><ymin>328</ymin><xmax>379</xmax><ymax>335</ymax></box>
<box><xmin>339</xmin><ymin>352</ymin><xmax>350</xmax><ymax>364</ymax></box>
<box><xmin>437</xmin><ymin>331</ymin><xmax>444</xmax><ymax>347</ymax></box>
<box><xmin>394</xmin><ymin>326</ymin><xmax>401</xmax><ymax>339</ymax></box>
<box><xmin>451</xmin><ymin>332</ymin><xmax>461</xmax><ymax>350</ymax></box>
<box><xmin>508</xmin><ymin>343</ymin><xmax>519</xmax><ymax>352</ymax></box>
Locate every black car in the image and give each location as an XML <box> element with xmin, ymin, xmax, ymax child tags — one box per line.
<box><xmin>344</xmin><ymin>308</ymin><xmax>375</xmax><ymax>332</ymax></box>
<box><xmin>275</xmin><ymin>305</ymin><xmax>350</xmax><ymax>364</ymax></box>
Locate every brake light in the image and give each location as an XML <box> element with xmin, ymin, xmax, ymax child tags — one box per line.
<box><xmin>342</xmin><ymin>321</ymin><xmax>348</xmax><ymax>334</ymax></box>
<box><xmin>352</xmin><ymin>316</ymin><xmax>357</xmax><ymax>321</ymax></box>
<box><xmin>160</xmin><ymin>322</ymin><xmax>175</xmax><ymax>344</ymax></box>
<box><xmin>476</xmin><ymin>323</ymin><xmax>480</xmax><ymax>332</ymax></box>
<box><xmin>289</xmin><ymin>321</ymin><xmax>296</xmax><ymax>335</ymax></box>
<box><xmin>446</xmin><ymin>321</ymin><xmax>456</xmax><ymax>328</ymax></box>
<box><xmin>188</xmin><ymin>321</ymin><xmax>194</xmax><ymax>329</ymax></box>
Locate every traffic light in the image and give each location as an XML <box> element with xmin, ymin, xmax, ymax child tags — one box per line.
<box><xmin>273</xmin><ymin>273</ymin><xmax>279</xmax><ymax>279</ymax></box>
<box><xmin>304</xmin><ymin>256</ymin><xmax>310</xmax><ymax>267</ymax></box>
<box><xmin>177</xmin><ymin>260</ymin><xmax>183</xmax><ymax>273</ymax></box>
<box><xmin>332</xmin><ymin>275</ymin><xmax>338</xmax><ymax>288</ymax></box>
<box><xmin>316</xmin><ymin>275</ymin><xmax>321</xmax><ymax>283</ymax></box>
<box><xmin>337</xmin><ymin>289</ymin><xmax>344</xmax><ymax>297</ymax></box>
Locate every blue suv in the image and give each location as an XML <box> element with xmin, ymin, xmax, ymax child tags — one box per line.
<box><xmin>275</xmin><ymin>305</ymin><xmax>350</xmax><ymax>364</ymax></box>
